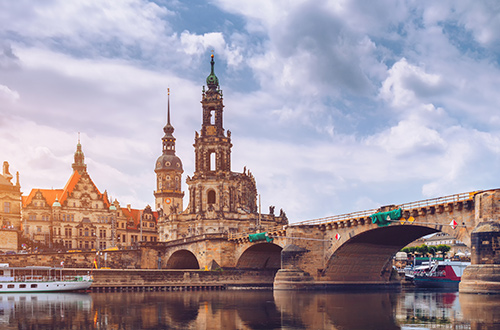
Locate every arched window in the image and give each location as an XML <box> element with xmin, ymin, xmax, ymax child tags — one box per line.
<box><xmin>207</xmin><ymin>190</ymin><xmax>216</xmax><ymax>204</ymax></box>
<box><xmin>210</xmin><ymin>110</ymin><xmax>216</xmax><ymax>125</ymax></box>
<box><xmin>210</xmin><ymin>152</ymin><xmax>216</xmax><ymax>171</ymax></box>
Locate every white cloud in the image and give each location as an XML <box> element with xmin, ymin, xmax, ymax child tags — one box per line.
<box><xmin>0</xmin><ymin>84</ymin><xmax>19</xmax><ymax>103</ymax></box>
<box><xmin>2</xmin><ymin>0</ymin><xmax>500</xmax><ymax>223</ymax></box>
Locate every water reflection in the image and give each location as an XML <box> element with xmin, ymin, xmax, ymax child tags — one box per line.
<box><xmin>0</xmin><ymin>293</ymin><xmax>92</xmax><ymax>329</ymax></box>
<box><xmin>0</xmin><ymin>289</ymin><xmax>499</xmax><ymax>329</ymax></box>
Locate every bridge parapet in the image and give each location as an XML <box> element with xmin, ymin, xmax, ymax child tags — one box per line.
<box><xmin>292</xmin><ymin>191</ymin><xmax>477</xmax><ymax>230</ymax></box>
<box><xmin>228</xmin><ymin>226</ymin><xmax>287</xmax><ymax>244</ymax></box>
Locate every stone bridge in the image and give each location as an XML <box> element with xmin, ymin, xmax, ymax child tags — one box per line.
<box><xmin>140</xmin><ymin>188</ymin><xmax>500</xmax><ymax>290</ymax></box>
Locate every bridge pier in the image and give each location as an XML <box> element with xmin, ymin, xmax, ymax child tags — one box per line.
<box><xmin>460</xmin><ymin>190</ymin><xmax>500</xmax><ymax>294</ymax></box>
<box><xmin>273</xmin><ymin>244</ymin><xmax>315</xmax><ymax>290</ymax></box>
<box><xmin>460</xmin><ymin>221</ymin><xmax>500</xmax><ymax>294</ymax></box>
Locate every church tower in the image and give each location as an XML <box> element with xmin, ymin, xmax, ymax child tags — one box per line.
<box><xmin>154</xmin><ymin>89</ymin><xmax>184</xmax><ymax>216</ymax></box>
<box><xmin>186</xmin><ymin>54</ymin><xmax>257</xmax><ymax>215</ymax></box>
<box><xmin>193</xmin><ymin>54</ymin><xmax>232</xmax><ymax>177</ymax></box>
<box><xmin>157</xmin><ymin>53</ymin><xmax>287</xmax><ymax>243</ymax></box>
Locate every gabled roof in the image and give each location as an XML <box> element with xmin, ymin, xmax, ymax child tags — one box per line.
<box><xmin>23</xmin><ymin>170</ymin><xmax>110</xmax><ymax>208</ymax></box>
<box><xmin>122</xmin><ymin>207</ymin><xmax>142</xmax><ymax>229</ymax></box>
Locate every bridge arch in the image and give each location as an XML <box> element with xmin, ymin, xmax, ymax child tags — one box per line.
<box><xmin>236</xmin><ymin>243</ymin><xmax>282</xmax><ymax>269</ymax></box>
<box><xmin>323</xmin><ymin>225</ymin><xmax>438</xmax><ymax>282</ymax></box>
<box><xmin>166</xmin><ymin>249</ymin><xmax>200</xmax><ymax>269</ymax></box>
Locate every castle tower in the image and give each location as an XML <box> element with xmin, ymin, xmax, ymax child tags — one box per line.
<box><xmin>72</xmin><ymin>135</ymin><xmax>87</xmax><ymax>174</ymax></box>
<box><xmin>154</xmin><ymin>89</ymin><xmax>184</xmax><ymax>216</ymax></box>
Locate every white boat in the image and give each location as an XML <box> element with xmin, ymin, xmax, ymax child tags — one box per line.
<box><xmin>0</xmin><ymin>264</ymin><xmax>92</xmax><ymax>293</ymax></box>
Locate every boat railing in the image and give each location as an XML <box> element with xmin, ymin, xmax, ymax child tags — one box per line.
<box><xmin>12</xmin><ymin>275</ymin><xmax>92</xmax><ymax>282</ymax></box>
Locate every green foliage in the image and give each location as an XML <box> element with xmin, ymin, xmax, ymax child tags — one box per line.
<box><xmin>436</xmin><ymin>244</ymin><xmax>451</xmax><ymax>254</ymax></box>
<box><xmin>400</xmin><ymin>244</ymin><xmax>451</xmax><ymax>256</ymax></box>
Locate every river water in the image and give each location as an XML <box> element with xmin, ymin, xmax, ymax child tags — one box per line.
<box><xmin>0</xmin><ymin>289</ymin><xmax>499</xmax><ymax>329</ymax></box>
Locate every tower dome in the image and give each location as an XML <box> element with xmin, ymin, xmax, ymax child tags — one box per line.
<box><xmin>206</xmin><ymin>53</ymin><xmax>219</xmax><ymax>89</ymax></box>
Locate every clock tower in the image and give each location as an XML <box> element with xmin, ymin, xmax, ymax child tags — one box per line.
<box><xmin>154</xmin><ymin>89</ymin><xmax>184</xmax><ymax>216</ymax></box>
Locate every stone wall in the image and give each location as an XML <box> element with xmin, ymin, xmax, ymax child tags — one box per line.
<box><xmin>90</xmin><ymin>268</ymin><xmax>277</xmax><ymax>288</ymax></box>
<box><xmin>0</xmin><ymin>250</ymin><xmax>141</xmax><ymax>269</ymax></box>
<box><xmin>0</xmin><ymin>229</ymin><xmax>19</xmax><ymax>252</ymax></box>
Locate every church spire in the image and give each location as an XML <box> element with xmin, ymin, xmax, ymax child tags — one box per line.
<box><xmin>154</xmin><ymin>88</ymin><xmax>184</xmax><ymax>213</ymax></box>
<box><xmin>72</xmin><ymin>133</ymin><xmax>87</xmax><ymax>174</ymax></box>
<box><xmin>162</xmin><ymin>89</ymin><xmax>176</xmax><ymax>154</ymax></box>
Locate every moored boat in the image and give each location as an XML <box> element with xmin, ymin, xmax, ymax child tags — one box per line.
<box><xmin>0</xmin><ymin>264</ymin><xmax>92</xmax><ymax>293</ymax></box>
<box><xmin>411</xmin><ymin>260</ymin><xmax>470</xmax><ymax>289</ymax></box>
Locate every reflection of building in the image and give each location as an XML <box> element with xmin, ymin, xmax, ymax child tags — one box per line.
<box><xmin>157</xmin><ymin>55</ymin><xmax>287</xmax><ymax>241</ymax></box>
<box><xmin>22</xmin><ymin>141</ymin><xmax>157</xmax><ymax>250</ymax></box>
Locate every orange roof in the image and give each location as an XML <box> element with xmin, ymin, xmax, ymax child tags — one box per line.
<box><xmin>23</xmin><ymin>188</ymin><xmax>64</xmax><ymax>207</ymax></box>
<box><xmin>122</xmin><ymin>207</ymin><xmax>142</xmax><ymax>229</ymax></box>
<box><xmin>23</xmin><ymin>170</ymin><xmax>110</xmax><ymax>208</ymax></box>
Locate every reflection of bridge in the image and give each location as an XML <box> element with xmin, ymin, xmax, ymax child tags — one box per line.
<box><xmin>141</xmin><ymin>189</ymin><xmax>500</xmax><ymax>289</ymax></box>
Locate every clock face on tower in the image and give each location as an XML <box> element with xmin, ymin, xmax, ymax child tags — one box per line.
<box><xmin>165</xmin><ymin>198</ymin><xmax>172</xmax><ymax>205</ymax></box>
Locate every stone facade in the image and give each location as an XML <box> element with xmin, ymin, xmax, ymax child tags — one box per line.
<box><xmin>156</xmin><ymin>54</ymin><xmax>288</xmax><ymax>243</ymax></box>
<box><xmin>0</xmin><ymin>229</ymin><xmax>19</xmax><ymax>252</ymax></box>
<box><xmin>22</xmin><ymin>142</ymin><xmax>158</xmax><ymax>251</ymax></box>
<box><xmin>0</xmin><ymin>161</ymin><xmax>22</xmax><ymax>230</ymax></box>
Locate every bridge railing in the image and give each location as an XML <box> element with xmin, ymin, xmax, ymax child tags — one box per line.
<box><xmin>227</xmin><ymin>225</ymin><xmax>287</xmax><ymax>241</ymax></box>
<box><xmin>291</xmin><ymin>191</ymin><xmax>478</xmax><ymax>227</ymax></box>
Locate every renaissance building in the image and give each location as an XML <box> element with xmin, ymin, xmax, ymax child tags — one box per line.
<box><xmin>22</xmin><ymin>141</ymin><xmax>158</xmax><ymax>251</ymax></box>
<box><xmin>0</xmin><ymin>161</ymin><xmax>22</xmax><ymax>230</ymax></box>
<box><xmin>156</xmin><ymin>54</ymin><xmax>287</xmax><ymax>241</ymax></box>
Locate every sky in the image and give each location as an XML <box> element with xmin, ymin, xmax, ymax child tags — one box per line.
<box><xmin>1</xmin><ymin>0</ymin><xmax>500</xmax><ymax>223</ymax></box>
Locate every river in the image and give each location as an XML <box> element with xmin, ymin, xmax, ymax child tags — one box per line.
<box><xmin>0</xmin><ymin>289</ymin><xmax>499</xmax><ymax>329</ymax></box>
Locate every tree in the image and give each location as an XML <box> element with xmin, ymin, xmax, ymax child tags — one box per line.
<box><xmin>416</xmin><ymin>244</ymin><xmax>429</xmax><ymax>255</ymax></box>
<box><xmin>436</xmin><ymin>244</ymin><xmax>451</xmax><ymax>255</ymax></box>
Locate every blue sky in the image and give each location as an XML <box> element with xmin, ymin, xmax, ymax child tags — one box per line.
<box><xmin>1</xmin><ymin>0</ymin><xmax>500</xmax><ymax>222</ymax></box>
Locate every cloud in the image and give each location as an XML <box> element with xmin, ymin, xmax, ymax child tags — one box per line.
<box><xmin>2</xmin><ymin>0</ymin><xmax>500</xmax><ymax>223</ymax></box>
<box><xmin>0</xmin><ymin>0</ymin><xmax>172</xmax><ymax>56</ymax></box>
<box><xmin>0</xmin><ymin>84</ymin><xmax>19</xmax><ymax>103</ymax></box>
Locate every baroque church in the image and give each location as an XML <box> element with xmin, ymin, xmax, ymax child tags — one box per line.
<box><xmin>155</xmin><ymin>54</ymin><xmax>287</xmax><ymax>241</ymax></box>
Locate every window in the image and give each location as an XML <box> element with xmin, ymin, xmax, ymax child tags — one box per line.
<box><xmin>210</xmin><ymin>152</ymin><xmax>216</xmax><ymax>171</ymax></box>
<box><xmin>7</xmin><ymin>284</ymin><xmax>14</xmax><ymax>289</ymax></box>
<box><xmin>20</xmin><ymin>284</ymin><xmax>26</xmax><ymax>288</ymax></box>
<box><xmin>37</xmin><ymin>226</ymin><xmax>42</xmax><ymax>233</ymax></box>
<box><xmin>31</xmin><ymin>284</ymin><xmax>38</xmax><ymax>288</ymax></box>
<box><xmin>208</xmin><ymin>190</ymin><xmax>216</xmax><ymax>204</ymax></box>
<box><xmin>3</xmin><ymin>202</ymin><xmax>10</xmax><ymax>213</ymax></box>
